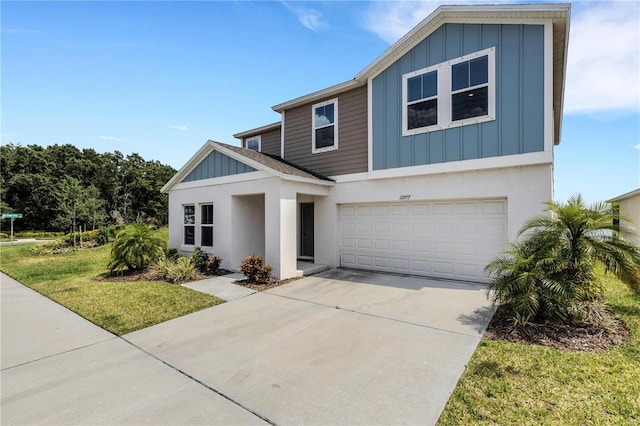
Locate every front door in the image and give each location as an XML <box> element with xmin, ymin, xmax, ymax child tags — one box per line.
<box><xmin>300</xmin><ymin>203</ymin><xmax>314</xmax><ymax>258</ymax></box>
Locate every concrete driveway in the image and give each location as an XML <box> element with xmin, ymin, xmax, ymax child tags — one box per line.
<box><xmin>127</xmin><ymin>269</ymin><xmax>494</xmax><ymax>425</ymax></box>
<box><xmin>2</xmin><ymin>269</ymin><xmax>494</xmax><ymax>425</ymax></box>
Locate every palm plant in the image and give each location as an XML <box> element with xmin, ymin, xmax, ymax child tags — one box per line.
<box><xmin>486</xmin><ymin>195</ymin><xmax>640</xmax><ymax>325</ymax></box>
<box><xmin>108</xmin><ymin>224</ymin><xmax>167</xmax><ymax>273</ymax></box>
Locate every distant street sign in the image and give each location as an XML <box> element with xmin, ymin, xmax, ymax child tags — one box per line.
<box><xmin>2</xmin><ymin>213</ymin><xmax>22</xmax><ymax>219</ymax></box>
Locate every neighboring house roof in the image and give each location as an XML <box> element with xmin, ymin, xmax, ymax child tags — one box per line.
<box><xmin>161</xmin><ymin>140</ymin><xmax>333</xmax><ymax>193</ymax></box>
<box><xmin>608</xmin><ymin>188</ymin><xmax>640</xmax><ymax>203</ymax></box>
<box><xmin>232</xmin><ymin>121</ymin><xmax>281</xmax><ymax>139</ymax></box>
<box><xmin>271</xmin><ymin>3</ymin><xmax>570</xmax><ymax>146</ymax></box>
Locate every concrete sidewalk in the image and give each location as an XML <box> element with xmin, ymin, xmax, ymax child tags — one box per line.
<box><xmin>0</xmin><ymin>273</ymin><xmax>268</xmax><ymax>425</ymax></box>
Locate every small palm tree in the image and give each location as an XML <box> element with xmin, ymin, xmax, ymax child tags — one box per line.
<box><xmin>108</xmin><ymin>224</ymin><xmax>167</xmax><ymax>273</ymax></box>
<box><xmin>487</xmin><ymin>195</ymin><xmax>640</xmax><ymax>325</ymax></box>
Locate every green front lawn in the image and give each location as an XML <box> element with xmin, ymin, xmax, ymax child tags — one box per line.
<box><xmin>0</xmin><ymin>242</ymin><xmax>223</xmax><ymax>335</ymax></box>
<box><xmin>438</xmin><ymin>271</ymin><xmax>640</xmax><ymax>425</ymax></box>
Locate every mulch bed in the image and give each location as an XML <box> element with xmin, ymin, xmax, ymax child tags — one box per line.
<box><xmin>484</xmin><ymin>305</ymin><xmax>630</xmax><ymax>352</ymax></box>
<box><xmin>234</xmin><ymin>276</ymin><xmax>302</xmax><ymax>291</ymax></box>
<box><xmin>93</xmin><ymin>268</ymin><xmax>235</xmax><ymax>283</ymax></box>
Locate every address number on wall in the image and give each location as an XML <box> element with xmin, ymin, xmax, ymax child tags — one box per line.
<box><xmin>399</xmin><ymin>195</ymin><xmax>411</xmax><ymax>200</ymax></box>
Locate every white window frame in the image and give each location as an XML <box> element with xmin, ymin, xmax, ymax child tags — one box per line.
<box><xmin>182</xmin><ymin>203</ymin><xmax>214</xmax><ymax>249</ymax></box>
<box><xmin>183</xmin><ymin>205</ymin><xmax>195</xmax><ymax>246</ymax></box>
<box><xmin>312</xmin><ymin>98</ymin><xmax>338</xmax><ymax>154</ymax></box>
<box><xmin>402</xmin><ymin>47</ymin><xmax>495</xmax><ymax>136</ymax></box>
<box><xmin>245</xmin><ymin>135</ymin><xmax>261</xmax><ymax>152</ymax></box>
<box><xmin>199</xmin><ymin>203</ymin><xmax>213</xmax><ymax>247</ymax></box>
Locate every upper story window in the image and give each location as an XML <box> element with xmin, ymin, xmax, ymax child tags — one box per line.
<box><xmin>312</xmin><ymin>98</ymin><xmax>338</xmax><ymax>153</ymax></box>
<box><xmin>246</xmin><ymin>135</ymin><xmax>261</xmax><ymax>152</ymax></box>
<box><xmin>407</xmin><ymin>70</ymin><xmax>438</xmax><ymax>130</ymax></box>
<box><xmin>451</xmin><ymin>55</ymin><xmax>489</xmax><ymax>121</ymax></box>
<box><xmin>402</xmin><ymin>47</ymin><xmax>495</xmax><ymax>136</ymax></box>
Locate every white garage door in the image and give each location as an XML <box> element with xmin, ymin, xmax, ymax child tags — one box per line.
<box><xmin>339</xmin><ymin>199</ymin><xmax>508</xmax><ymax>283</ymax></box>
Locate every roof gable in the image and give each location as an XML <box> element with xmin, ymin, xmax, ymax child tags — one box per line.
<box><xmin>181</xmin><ymin>150</ymin><xmax>255</xmax><ymax>183</ymax></box>
<box><xmin>271</xmin><ymin>4</ymin><xmax>570</xmax><ymax>145</ymax></box>
<box><xmin>162</xmin><ymin>141</ymin><xmax>333</xmax><ymax>193</ymax></box>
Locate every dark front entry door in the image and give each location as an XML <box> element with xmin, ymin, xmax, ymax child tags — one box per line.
<box><xmin>300</xmin><ymin>203</ymin><xmax>314</xmax><ymax>258</ymax></box>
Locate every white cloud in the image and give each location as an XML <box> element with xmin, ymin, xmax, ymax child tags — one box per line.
<box><xmin>635</xmin><ymin>144</ymin><xmax>640</xmax><ymax>151</ymax></box>
<box><xmin>98</xmin><ymin>135</ymin><xmax>121</xmax><ymax>141</ymax></box>
<box><xmin>281</xmin><ymin>1</ymin><xmax>323</xmax><ymax>32</ymax></box>
<box><xmin>168</xmin><ymin>125</ymin><xmax>188</xmax><ymax>131</ymax></box>
<box><xmin>565</xmin><ymin>1</ymin><xmax>640</xmax><ymax>114</ymax></box>
<box><xmin>361</xmin><ymin>1</ymin><xmax>640</xmax><ymax>115</ymax></box>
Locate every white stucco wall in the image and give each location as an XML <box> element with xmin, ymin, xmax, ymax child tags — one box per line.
<box><xmin>619</xmin><ymin>196</ymin><xmax>640</xmax><ymax>247</ymax></box>
<box><xmin>167</xmin><ymin>164</ymin><xmax>552</xmax><ymax>279</ymax></box>
<box><xmin>293</xmin><ymin>163</ymin><xmax>553</xmax><ymax>273</ymax></box>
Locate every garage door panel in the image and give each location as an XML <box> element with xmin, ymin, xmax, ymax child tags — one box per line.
<box><xmin>357</xmin><ymin>239</ymin><xmax>372</xmax><ymax>249</ymax></box>
<box><xmin>392</xmin><ymin>240</ymin><xmax>410</xmax><ymax>251</ymax></box>
<box><xmin>392</xmin><ymin>258</ymin><xmax>410</xmax><ymax>271</ymax></box>
<box><xmin>340</xmin><ymin>199</ymin><xmax>507</xmax><ymax>283</ymax></box>
<box><xmin>342</xmin><ymin>238</ymin><xmax>356</xmax><ymax>248</ymax></box>
<box><xmin>375</xmin><ymin>239</ymin><xmax>390</xmax><ymax>250</ymax></box>
<box><xmin>482</xmin><ymin>200</ymin><xmax>507</xmax><ymax>214</ymax></box>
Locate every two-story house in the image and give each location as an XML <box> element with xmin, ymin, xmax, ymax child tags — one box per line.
<box><xmin>162</xmin><ymin>3</ymin><xmax>571</xmax><ymax>282</ymax></box>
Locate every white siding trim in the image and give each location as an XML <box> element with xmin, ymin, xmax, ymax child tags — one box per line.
<box><xmin>368</xmin><ymin>151</ymin><xmax>552</xmax><ymax>180</ymax></box>
<box><xmin>544</xmin><ymin>21</ymin><xmax>554</xmax><ymax>153</ymax></box>
<box><xmin>367</xmin><ymin>76</ymin><xmax>374</xmax><ymax>172</ymax></box>
<box><xmin>171</xmin><ymin>171</ymin><xmax>273</xmax><ymax>191</ymax></box>
<box><xmin>281</xmin><ymin>111</ymin><xmax>285</xmax><ymax>159</ymax></box>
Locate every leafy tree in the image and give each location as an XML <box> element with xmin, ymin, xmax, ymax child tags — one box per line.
<box><xmin>84</xmin><ymin>186</ymin><xmax>108</xmax><ymax>230</ymax></box>
<box><xmin>55</xmin><ymin>177</ymin><xmax>89</xmax><ymax>246</ymax></box>
<box><xmin>108</xmin><ymin>224</ymin><xmax>167</xmax><ymax>273</ymax></box>
<box><xmin>0</xmin><ymin>144</ymin><xmax>176</xmax><ymax>231</ymax></box>
<box><xmin>486</xmin><ymin>195</ymin><xmax>640</xmax><ymax>326</ymax></box>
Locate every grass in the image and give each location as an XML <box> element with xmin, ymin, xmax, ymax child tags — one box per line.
<box><xmin>438</xmin><ymin>271</ymin><xmax>640</xmax><ymax>425</ymax></box>
<box><xmin>0</xmin><ymin>241</ymin><xmax>223</xmax><ymax>335</ymax></box>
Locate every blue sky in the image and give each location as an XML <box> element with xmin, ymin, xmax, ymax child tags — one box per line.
<box><xmin>2</xmin><ymin>0</ymin><xmax>639</xmax><ymax>204</ymax></box>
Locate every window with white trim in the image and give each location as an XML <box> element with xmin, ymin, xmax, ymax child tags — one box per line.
<box><xmin>402</xmin><ymin>47</ymin><xmax>495</xmax><ymax>136</ymax></box>
<box><xmin>183</xmin><ymin>205</ymin><xmax>195</xmax><ymax>245</ymax></box>
<box><xmin>312</xmin><ymin>98</ymin><xmax>338</xmax><ymax>153</ymax></box>
<box><xmin>246</xmin><ymin>135</ymin><xmax>260</xmax><ymax>152</ymax></box>
<box><xmin>200</xmin><ymin>204</ymin><xmax>213</xmax><ymax>247</ymax></box>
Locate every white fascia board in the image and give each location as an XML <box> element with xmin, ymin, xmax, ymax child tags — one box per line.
<box><xmin>544</xmin><ymin>22</ymin><xmax>554</xmax><ymax>151</ymax></box>
<box><xmin>281</xmin><ymin>110</ymin><xmax>286</xmax><ymax>158</ymax></box>
<box><xmin>170</xmin><ymin>170</ymin><xmax>273</xmax><ymax>191</ymax></box>
<box><xmin>233</xmin><ymin>121</ymin><xmax>281</xmax><ymax>139</ymax></box>
<box><xmin>272</xmin><ymin>79</ymin><xmax>362</xmax><ymax>112</ymax></box>
<box><xmin>367</xmin><ymin>151</ymin><xmax>553</xmax><ymax>181</ymax></box>
<box><xmin>608</xmin><ymin>188</ymin><xmax>640</xmax><ymax>203</ymax></box>
<box><xmin>281</xmin><ymin>174</ymin><xmax>335</xmax><ymax>188</ymax></box>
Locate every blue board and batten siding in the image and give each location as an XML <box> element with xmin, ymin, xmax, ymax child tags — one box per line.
<box><xmin>181</xmin><ymin>151</ymin><xmax>255</xmax><ymax>183</ymax></box>
<box><xmin>372</xmin><ymin>23</ymin><xmax>545</xmax><ymax>170</ymax></box>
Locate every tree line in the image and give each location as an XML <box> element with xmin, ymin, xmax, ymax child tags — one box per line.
<box><xmin>0</xmin><ymin>144</ymin><xmax>176</xmax><ymax>232</ymax></box>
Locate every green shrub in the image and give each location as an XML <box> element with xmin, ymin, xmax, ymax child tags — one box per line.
<box><xmin>29</xmin><ymin>240</ymin><xmax>74</xmax><ymax>255</ymax></box>
<box><xmin>167</xmin><ymin>248</ymin><xmax>180</xmax><ymax>261</ymax></box>
<box><xmin>190</xmin><ymin>246</ymin><xmax>209</xmax><ymax>273</ymax></box>
<box><xmin>486</xmin><ymin>194</ymin><xmax>640</xmax><ymax>326</ymax></box>
<box><xmin>108</xmin><ymin>224</ymin><xmax>167</xmax><ymax>273</ymax></box>
<box><xmin>240</xmin><ymin>254</ymin><xmax>272</xmax><ymax>284</ymax></box>
<box><xmin>15</xmin><ymin>231</ymin><xmax>65</xmax><ymax>238</ymax></box>
<box><xmin>0</xmin><ymin>232</ymin><xmax>8</xmax><ymax>239</ymax></box>
<box><xmin>204</xmin><ymin>256</ymin><xmax>222</xmax><ymax>275</ymax></box>
<box><xmin>150</xmin><ymin>256</ymin><xmax>198</xmax><ymax>284</ymax></box>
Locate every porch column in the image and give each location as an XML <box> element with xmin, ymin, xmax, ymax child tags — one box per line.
<box><xmin>265</xmin><ymin>184</ymin><xmax>299</xmax><ymax>279</ymax></box>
